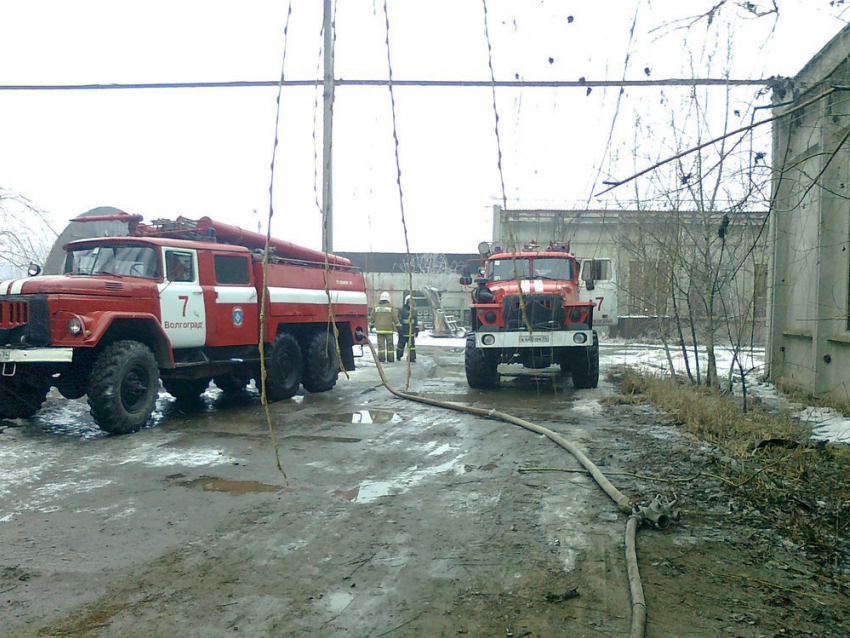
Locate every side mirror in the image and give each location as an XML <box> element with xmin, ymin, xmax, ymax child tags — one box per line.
<box><xmin>27</xmin><ymin>263</ymin><xmax>42</xmax><ymax>277</ymax></box>
<box><xmin>459</xmin><ymin>275</ymin><xmax>472</xmax><ymax>286</ymax></box>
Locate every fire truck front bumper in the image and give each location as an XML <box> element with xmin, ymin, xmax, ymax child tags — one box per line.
<box><xmin>0</xmin><ymin>347</ymin><xmax>74</xmax><ymax>364</ymax></box>
<box><xmin>475</xmin><ymin>330</ymin><xmax>594</xmax><ymax>349</ymax></box>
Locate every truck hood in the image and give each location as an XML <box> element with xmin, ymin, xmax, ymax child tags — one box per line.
<box><xmin>0</xmin><ymin>275</ymin><xmax>159</xmax><ymax>298</ymax></box>
<box><xmin>487</xmin><ymin>279</ymin><xmax>578</xmax><ymax>298</ymax></box>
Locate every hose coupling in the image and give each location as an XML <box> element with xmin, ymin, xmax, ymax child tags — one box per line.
<box><xmin>635</xmin><ymin>495</ymin><xmax>680</xmax><ymax>530</ymax></box>
<box><xmin>355</xmin><ymin>327</ymin><xmax>368</xmax><ymax>342</ymax></box>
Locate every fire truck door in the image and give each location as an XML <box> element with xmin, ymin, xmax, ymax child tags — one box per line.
<box><xmin>579</xmin><ymin>258</ymin><xmax>618</xmax><ymax>327</ymax></box>
<box><xmin>209</xmin><ymin>253</ymin><xmax>257</xmax><ymax>347</ymax></box>
<box><xmin>158</xmin><ymin>249</ymin><xmax>207</xmax><ymax>348</ymax></box>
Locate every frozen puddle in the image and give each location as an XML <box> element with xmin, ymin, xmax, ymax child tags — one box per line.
<box><xmin>346</xmin><ymin>455</ymin><xmax>467</xmax><ymax>504</ymax></box>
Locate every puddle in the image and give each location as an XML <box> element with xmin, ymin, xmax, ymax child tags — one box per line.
<box><xmin>570</xmin><ymin>396</ymin><xmax>601</xmax><ymax>415</ymax></box>
<box><xmin>318</xmin><ymin>410</ymin><xmax>398</xmax><ymax>424</ymax></box>
<box><xmin>325</xmin><ymin>592</ymin><xmax>353</xmax><ymax>613</ymax></box>
<box><xmin>179</xmin><ymin>476</ymin><xmax>280</xmax><ymax>494</ymax></box>
<box><xmin>337</xmin><ymin>455</ymin><xmax>467</xmax><ymax>504</ymax></box>
<box><xmin>357</xmin><ymin>481</ymin><xmax>394</xmax><ymax>502</ymax></box>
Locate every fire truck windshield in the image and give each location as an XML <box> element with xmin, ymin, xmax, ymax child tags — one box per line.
<box><xmin>64</xmin><ymin>245</ymin><xmax>160</xmax><ymax>279</ymax></box>
<box><xmin>488</xmin><ymin>258</ymin><xmax>530</xmax><ymax>281</ymax></box>
<box><xmin>532</xmin><ymin>257</ymin><xmax>575</xmax><ymax>280</ymax></box>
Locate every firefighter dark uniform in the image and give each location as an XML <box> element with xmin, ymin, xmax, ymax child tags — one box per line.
<box><xmin>397</xmin><ymin>296</ymin><xmax>418</xmax><ymax>362</ymax></box>
<box><xmin>370</xmin><ymin>292</ymin><xmax>400</xmax><ymax>362</ymax></box>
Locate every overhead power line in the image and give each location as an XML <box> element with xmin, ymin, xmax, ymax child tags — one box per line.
<box><xmin>0</xmin><ymin>77</ymin><xmax>775</xmax><ymax>92</ymax></box>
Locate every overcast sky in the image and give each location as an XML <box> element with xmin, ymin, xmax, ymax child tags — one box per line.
<box><xmin>0</xmin><ymin>0</ymin><xmax>847</xmax><ymax>255</ymax></box>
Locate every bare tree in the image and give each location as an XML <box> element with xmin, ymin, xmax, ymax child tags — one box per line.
<box><xmin>0</xmin><ymin>189</ymin><xmax>57</xmax><ymax>275</ymax></box>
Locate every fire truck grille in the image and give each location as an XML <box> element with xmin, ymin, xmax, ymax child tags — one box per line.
<box><xmin>0</xmin><ymin>300</ymin><xmax>29</xmax><ymax>328</ymax></box>
<box><xmin>501</xmin><ymin>294</ymin><xmax>565</xmax><ymax>330</ymax></box>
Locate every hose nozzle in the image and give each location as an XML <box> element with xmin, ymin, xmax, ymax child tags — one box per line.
<box><xmin>636</xmin><ymin>496</ymin><xmax>680</xmax><ymax>530</ymax></box>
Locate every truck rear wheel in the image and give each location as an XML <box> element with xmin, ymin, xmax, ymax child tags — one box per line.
<box><xmin>465</xmin><ymin>334</ymin><xmax>500</xmax><ymax>389</ymax></box>
<box><xmin>88</xmin><ymin>340</ymin><xmax>159</xmax><ymax>434</ymax></box>
<box><xmin>266</xmin><ymin>332</ymin><xmax>302</xmax><ymax>401</ymax></box>
<box><xmin>571</xmin><ymin>332</ymin><xmax>599</xmax><ymax>389</ymax></box>
<box><xmin>0</xmin><ymin>379</ymin><xmax>49</xmax><ymax>419</ymax></box>
<box><xmin>162</xmin><ymin>378</ymin><xmax>210</xmax><ymax>402</ymax></box>
<box><xmin>302</xmin><ymin>330</ymin><xmax>340</xmax><ymax>393</ymax></box>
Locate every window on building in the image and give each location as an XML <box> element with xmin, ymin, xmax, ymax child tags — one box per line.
<box><xmin>753</xmin><ymin>263</ymin><xmax>767</xmax><ymax>320</ymax></box>
<box><xmin>214</xmin><ymin>254</ymin><xmax>251</xmax><ymax>285</ymax></box>
<box><xmin>627</xmin><ymin>260</ymin><xmax>669</xmax><ymax>316</ymax></box>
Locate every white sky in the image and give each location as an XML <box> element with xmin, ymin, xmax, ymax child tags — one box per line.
<box><xmin>0</xmin><ymin>0</ymin><xmax>847</xmax><ymax>254</ymax></box>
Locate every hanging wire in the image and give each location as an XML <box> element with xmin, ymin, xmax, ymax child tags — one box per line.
<box><xmin>382</xmin><ymin>0</ymin><xmax>416</xmax><ymax>389</ymax></box>
<box><xmin>258</xmin><ymin>0</ymin><xmax>294</xmax><ymax>485</ymax></box>
<box><xmin>481</xmin><ymin>0</ymin><xmax>534</xmax><ymax>334</ymax></box>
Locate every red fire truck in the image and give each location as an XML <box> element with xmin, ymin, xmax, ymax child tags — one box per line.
<box><xmin>462</xmin><ymin>241</ymin><xmax>599</xmax><ymax>389</ymax></box>
<box><xmin>0</xmin><ymin>214</ymin><xmax>370</xmax><ymax>434</ymax></box>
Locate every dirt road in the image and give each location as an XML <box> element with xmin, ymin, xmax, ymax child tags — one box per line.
<box><xmin>1</xmin><ymin>343</ymin><xmax>846</xmax><ymax>637</ymax></box>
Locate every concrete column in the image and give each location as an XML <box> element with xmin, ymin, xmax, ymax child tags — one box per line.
<box><xmin>812</xmin><ymin>114</ymin><xmax>850</xmax><ymax>395</ymax></box>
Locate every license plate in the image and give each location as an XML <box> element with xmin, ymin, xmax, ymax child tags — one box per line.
<box><xmin>518</xmin><ymin>333</ymin><xmax>552</xmax><ymax>346</ymax></box>
<box><xmin>0</xmin><ymin>350</ymin><xmax>11</xmax><ymax>361</ymax></box>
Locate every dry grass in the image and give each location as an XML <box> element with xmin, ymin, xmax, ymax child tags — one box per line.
<box><xmin>607</xmin><ymin>365</ymin><xmax>850</xmax><ymax>571</ymax></box>
<box><xmin>774</xmin><ymin>376</ymin><xmax>850</xmax><ymax>417</ymax></box>
<box><xmin>607</xmin><ymin>366</ymin><xmax>808</xmax><ymax>454</ymax></box>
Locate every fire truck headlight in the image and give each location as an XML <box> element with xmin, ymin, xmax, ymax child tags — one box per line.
<box><xmin>482</xmin><ymin>334</ymin><xmax>496</xmax><ymax>346</ymax></box>
<box><xmin>484</xmin><ymin>310</ymin><xmax>497</xmax><ymax>324</ymax></box>
<box><xmin>573</xmin><ymin>332</ymin><xmax>588</xmax><ymax>344</ymax></box>
<box><xmin>569</xmin><ymin>309</ymin><xmax>582</xmax><ymax>322</ymax></box>
<box><xmin>68</xmin><ymin>316</ymin><xmax>84</xmax><ymax>336</ymax></box>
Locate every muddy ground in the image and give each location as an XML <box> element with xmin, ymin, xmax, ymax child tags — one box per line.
<box><xmin>1</xmin><ymin>342</ymin><xmax>847</xmax><ymax>637</ymax></box>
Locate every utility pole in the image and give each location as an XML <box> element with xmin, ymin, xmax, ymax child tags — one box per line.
<box><xmin>322</xmin><ymin>0</ymin><xmax>335</xmax><ymax>253</ymax></box>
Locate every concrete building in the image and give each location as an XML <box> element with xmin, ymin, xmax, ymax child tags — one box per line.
<box><xmin>768</xmin><ymin>26</ymin><xmax>850</xmax><ymax>400</ymax></box>
<box><xmin>338</xmin><ymin>252</ymin><xmax>478</xmax><ymax>328</ymax></box>
<box><xmin>493</xmin><ymin>206</ymin><xmax>768</xmax><ymax>334</ymax></box>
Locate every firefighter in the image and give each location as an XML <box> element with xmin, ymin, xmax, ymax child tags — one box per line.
<box><xmin>397</xmin><ymin>294</ymin><xmax>418</xmax><ymax>362</ymax></box>
<box><xmin>370</xmin><ymin>291</ymin><xmax>400</xmax><ymax>362</ymax></box>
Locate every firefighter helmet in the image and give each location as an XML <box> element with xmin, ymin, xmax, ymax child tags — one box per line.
<box><xmin>380</xmin><ymin>291</ymin><xmax>391</xmax><ymax>303</ymax></box>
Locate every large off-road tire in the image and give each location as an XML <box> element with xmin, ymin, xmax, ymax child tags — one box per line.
<box><xmin>0</xmin><ymin>379</ymin><xmax>49</xmax><ymax>419</ymax></box>
<box><xmin>571</xmin><ymin>332</ymin><xmax>599</xmax><ymax>389</ymax></box>
<box><xmin>465</xmin><ymin>334</ymin><xmax>500</xmax><ymax>389</ymax></box>
<box><xmin>266</xmin><ymin>332</ymin><xmax>303</xmax><ymax>401</ymax></box>
<box><xmin>162</xmin><ymin>378</ymin><xmax>210</xmax><ymax>403</ymax></box>
<box><xmin>302</xmin><ymin>330</ymin><xmax>340</xmax><ymax>393</ymax></box>
<box><xmin>88</xmin><ymin>340</ymin><xmax>159</xmax><ymax>434</ymax></box>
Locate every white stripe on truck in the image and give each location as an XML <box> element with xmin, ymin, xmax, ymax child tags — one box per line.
<box><xmin>213</xmin><ymin>286</ymin><xmax>257</xmax><ymax>304</ymax></box>
<box><xmin>268</xmin><ymin>287</ymin><xmax>367</xmax><ymax>306</ymax></box>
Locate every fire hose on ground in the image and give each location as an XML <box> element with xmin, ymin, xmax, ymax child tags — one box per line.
<box><xmin>355</xmin><ymin>329</ymin><xmax>679</xmax><ymax>638</ymax></box>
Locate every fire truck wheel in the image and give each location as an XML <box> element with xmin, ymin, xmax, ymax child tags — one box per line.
<box><xmin>266</xmin><ymin>332</ymin><xmax>303</xmax><ymax>401</ymax></box>
<box><xmin>301</xmin><ymin>331</ymin><xmax>340</xmax><ymax>393</ymax></box>
<box><xmin>162</xmin><ymin>378</ymin><xmax>210</xmax><ymax>403</ymax></box>
<box><xmin>465</xmin><ymin>334</ymin><xmax>500</xmax><ymax>389</ymax></box>
<box><xmin>88</xmin><ymin>340</ymin><xmax>160</xmax><ymax>435</ymax></box>
<box><xmin>571</xmin><ymin>332</ymin><xmax>599</xmax><ymax>389</ymax></box>
<box><xmin>0</xmin><ymin>379</ymin><xmax>49</xmax><ymax>419</ymax></box>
